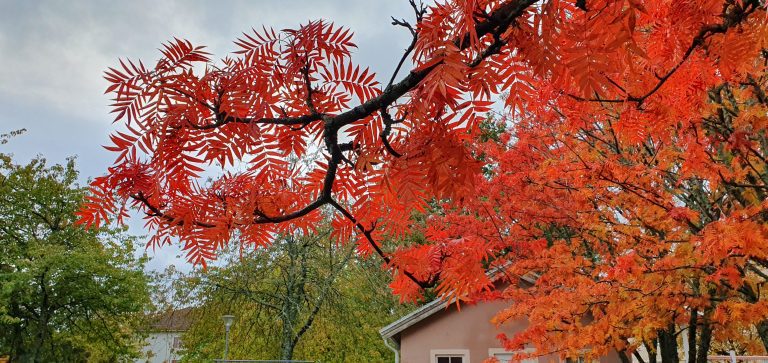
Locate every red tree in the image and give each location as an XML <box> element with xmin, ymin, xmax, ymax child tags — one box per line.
<box><xmin>417</xmin><ymin>1</ymin><xmax>768</xmax><ymax>361</ymax></box>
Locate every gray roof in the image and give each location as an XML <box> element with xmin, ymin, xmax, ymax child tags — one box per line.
<box><xmin>379</xmin><ymin>297</ymin><xmax>450</xmax><ymax>341</ymax></box>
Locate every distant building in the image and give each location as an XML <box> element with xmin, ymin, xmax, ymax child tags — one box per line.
<box><xmin>135</xmin><ymin>307</ymin><xmax>194</xmax><ymax>363</ymax></box>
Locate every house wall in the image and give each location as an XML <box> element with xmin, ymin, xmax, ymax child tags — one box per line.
<box><xmin>135</xmin><ymin>331</ymin><xmax>183</xmax><ymax>363</ymax></box>
<box><xmin>398</xmin><ymin>300</ymin><xmax>623</xmax><ymax>363</ymax></box>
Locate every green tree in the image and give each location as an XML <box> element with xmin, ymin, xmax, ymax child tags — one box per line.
<box><xmin>165</xmin><ymin>229</ymin><xmax>411</xmax><ymax>362</ymax></box>
<box><xmin>295</xmin><ymin>256</ymin><xmax>414</xmax><ymax>362</ymax></box>
<box><xmin>0</xmin><ymin>133</ymin><xmax>152</xmax><ymax>362</ymax></box>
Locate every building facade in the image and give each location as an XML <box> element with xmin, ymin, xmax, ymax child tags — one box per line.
<box><xmin>380</xmin><ymin>276</ymin><xmax>622</xmax><ymax>363</ymax></box>
<box><xmin>135</xmin><ymin>307</ymin><xmax>193</xmax><ymax>363</ymax></box>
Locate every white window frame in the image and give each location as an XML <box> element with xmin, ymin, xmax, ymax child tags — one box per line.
<box><xmin>431</xmin><ymin>349</ymin><xmax>471</xmax><ymax>363</ymax></box>
<box><xmin>489</xmin><ymin>347</ymin><xmax>538</xmax><ymax>363</ymax></box>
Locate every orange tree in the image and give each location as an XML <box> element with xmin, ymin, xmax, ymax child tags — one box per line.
<box><xmin>420</xmin><ymin>2</ymin><xmax>768</xmax><ymax>363</ymax></box>
<box><xmin>79</xmin><ymin>0</ymin><xmax>768</xmax><ymax>361</ymax></box>
<box><xmin>437</xmin><ymin>71</ymin><xmax>768</xmax><ymax>362</ymax></box>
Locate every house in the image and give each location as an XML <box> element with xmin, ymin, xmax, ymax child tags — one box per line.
<box><xmin>380</xmin><ymin>275</ymin><xmax>623</xmax><ymax>363</ymax></box>
<box><xmin>135</xmin><ymin>307</ymin><xmax>194</xmax><ymax>363</ymax></box>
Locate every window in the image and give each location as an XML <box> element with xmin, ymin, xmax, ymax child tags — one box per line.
<box><xmin>489</xmin><ymin>348</ymin><xmax>538</xmax><ymax>363</ymax></box>
<box><xmin>431</xmin><ymin>349</ymin><xmax>470</xmax><ymax>363</ymax></box>
<box><xmin>436</xmin><ymin>356</ymin><xmax>463</xmax><ymax>363</ymax></box>
<box><xmin>172</xmin><ymin>336</ymin><xmax>183</xmax><ymax>349</ymax></box>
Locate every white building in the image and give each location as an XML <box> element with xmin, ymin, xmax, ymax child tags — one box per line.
<box><xmin>135</xmin><ymin>307</ymin><xmax>194</xmax><ymax>363</ymax></box>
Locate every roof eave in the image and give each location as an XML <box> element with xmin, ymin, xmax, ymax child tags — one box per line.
<box><xmin>379</xmin><ymin>297</ymin><xmax>449</xmax><ymax>339</ymax></box>
<box><xmin>378</xmin><ymin>272</ymin><xmax>539</xmax><ymax>340</ymax></box>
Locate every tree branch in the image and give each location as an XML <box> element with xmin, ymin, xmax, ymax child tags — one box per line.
<box><xmin>328</xmin><ymin>198</ymin><xmax>437</xmax><ymax>289</ymax></box>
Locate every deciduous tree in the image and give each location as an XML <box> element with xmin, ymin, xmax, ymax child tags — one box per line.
<box><xmin>1</xmin><ymin>132</ymin><xmax>152</xmax><ymax>362</ymax></box>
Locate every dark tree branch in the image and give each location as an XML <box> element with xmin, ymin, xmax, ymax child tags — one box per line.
<box><xmin>380</xmin><ymin>108</ymin><xmax>403</xmax><ymax>157</ymax></box>
<box><xmin>300</xmin><ymin>62</ymin><xmax>319</xmax><ymax>115</ymax></box>
<box><xmin>131</xmin><ymin>0</ymin><xmax>539</xmax><ymax>224</ymax></box>
<box><xmin>409</xmin><ymin>0</ymin><xmax>427</xmax><ymax>22</ymax></box>
<box><xmin>328</xmin><ymin>198</ymin><xmax>438</xmax><ymax>288</ymax></box>
<box><xmin>328</xmin><ymin>0</ymin><xmax>538</xmax><ymax>131</ymax></box>
<box><xmin>128</xmin><ymin>0</ymin><xmax>542</xmax><ymax>290</ymax></box>
<box><xmin>386</xmin><ymin>24</ymin><xmax>417</xmax><ymax>91</ymax></box>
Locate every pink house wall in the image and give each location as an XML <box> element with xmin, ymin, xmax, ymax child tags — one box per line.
<box><xmin>398</xmin><ymin>299</ymin><xmax>623</xmax><ymax>363</ymax></box>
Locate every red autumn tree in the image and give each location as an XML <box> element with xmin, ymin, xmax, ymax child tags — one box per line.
<box><xmin>80</xmin><ymin>0</ymin><xmax>768</xmax><ymax>361</ymax></box>
<box><xmin>416</xmin><ymin>1</ymin><xmax>768</xmax><ymax>362</ymax></box>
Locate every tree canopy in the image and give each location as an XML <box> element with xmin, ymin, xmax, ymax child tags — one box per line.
<box><xmin>79</xmin><ymin>0</ymin><xmax>768</xmax><ymax>361</ymax></box>
<box><xmin>0</xmin><ymin>135</ymin><xmax>152</xmax><ymax>362</ymax></box>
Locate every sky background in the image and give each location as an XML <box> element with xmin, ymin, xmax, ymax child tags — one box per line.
<box><xmin>0</xmin><ymin>0</ymin><xmax>415</xmax><ymax>272</ymax></box>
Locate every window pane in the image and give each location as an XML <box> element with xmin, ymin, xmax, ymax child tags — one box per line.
<box><xmin>450</xmin><ymin>357</ymin><xmax>463</xmax><ymax>363</ymax></box>
<box><xmin>437</xmin><ymin>357</ymin><xmax>450</xmax><ymax>363</ymax></box>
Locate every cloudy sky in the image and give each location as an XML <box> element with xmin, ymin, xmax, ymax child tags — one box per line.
<box><xmin>0</xmin><ymin>0</ymin><xmax>415</xmax><ymax>271</ymax></box>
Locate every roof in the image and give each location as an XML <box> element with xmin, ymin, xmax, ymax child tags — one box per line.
<box><xmin>379</xmin><ymin>296</ymin><xmax>452</xmax><ymax>341</ymax></box>
<box><xmin>149</xmin><ymin>307</ymin><xmax>195</xmax><ymax>332</ymax></box>
<box><xmin>379</xmin><ymin>271</ymin><xmax>537</xmax><ymax>342</ymax></box>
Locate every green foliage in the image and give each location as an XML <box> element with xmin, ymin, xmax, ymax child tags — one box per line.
<box><xmin>478</xmin><ymin>116</ymin><xmax>505</xmax><ymax>143</ymax></box>
<box><xmin>159</xmin><ymin>231</ymin><xmax>413</xmax><ymax>362</ymax></box>
<box><xmin>0</xmin><ymin>147</ymin><xmax>151</xmax><ymax>362</ymax></box>
<box><xmin>294</xmin><ymin>256</ymin><xmax>414</xmax><ymax>362</ymax></box>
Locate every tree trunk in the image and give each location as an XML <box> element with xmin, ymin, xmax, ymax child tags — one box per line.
<box><xmin>687</xmin><ymin>310</ymin><xmax>698</xmax><ymax>363</ymax></box>
<box><xmin>280</xmin><ymin>335</ymin><xmax>296</xmax><ymax>361</ymax></box>
<box><xmin>757</xmin><ymin>320</ymin><xmax>768</xmax><ymax>354</ymax></box>
<box><xmin>658</xmin><ymin>323</ymin><xmax>679</xmax><ymax>363</ymax></box>
<box><xmin>279</xmin><ymin>288</ymin><xmax>299</xmax><ymax>361</ymax></box>
<box><xmin>279</xmin><ymin>238</ymin><xmax>304</xmax><ymax>361</ymax></box>
<box><xmin>9</xmin><ymin>300</ymin><xmax>26</xmax><ymax>362</ymax></box>
<box><xmin>645</xmin><ymin>339</ymin><xmax>658</xmax><ymax>363</ymax></box>
<box><xmin>695</xmin><ymin>312</ymin><xmax>713</xmax><ymax>363</ymax></box>
<box><xmin>31</xmin><ymin>269</ymin><xmax>50</xmax><ymax>363</ymax></box>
